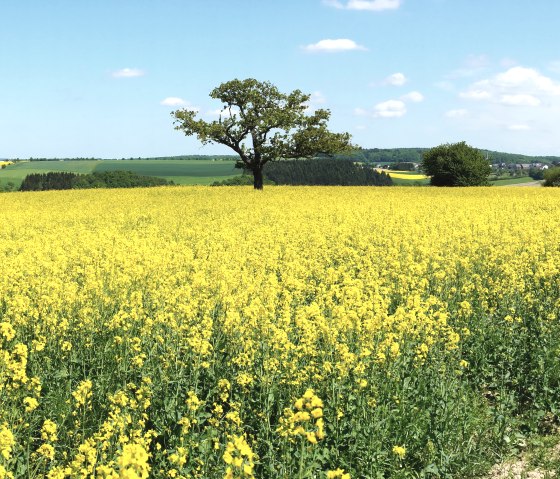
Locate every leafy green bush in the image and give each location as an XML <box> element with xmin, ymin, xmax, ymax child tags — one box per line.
<box><xmin>422</xmin><ymin>142</ymin><xmax>492</xmax><ymax>186</ymax></box>
<box><xmin>211</xmin><ymin>175</ymin><xmax>275</xmax><ymax>186</ymax></box>
<box><xmin>528</xmin><ymin>168</ymin><xmax>545</xmax><ymax>181</ymax></box>
<box><xmin>543</xmin><ymin>167</ymin><xmax>560</xmax><ymax>186</ymax></box>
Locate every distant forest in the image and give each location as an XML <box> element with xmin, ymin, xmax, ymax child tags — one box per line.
<box><xmin>263</xmin><ymin>158</ymin><xmax>393</xmax><ymax>186</ymax></box>
<box><xmin>327</xmin><ymin>148</ymin><xmax>560</xmax><ymax>165</ymax></box>
<box><xmin>10</xmin><ymin>149</ymin><xmax>560</xmax><ymax>165</ymax></box>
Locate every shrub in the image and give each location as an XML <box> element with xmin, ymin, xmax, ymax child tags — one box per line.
<box><xmin>543</xmin><ymin>167</ymin><xmax>560</xmax><ymax>186</ymax></box>
<box><xmin>422</xmin><ymin>142</ymin><xmax>492</xmax><ymax>186</ymax></box>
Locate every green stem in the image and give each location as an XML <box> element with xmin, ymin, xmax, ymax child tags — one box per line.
<box><xmin>298</xmin><ymin>439</ymin><xmax>306</xmax><ymax>479</ymax></box>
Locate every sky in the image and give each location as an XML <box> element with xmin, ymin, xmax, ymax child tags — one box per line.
<box><xmin>2</xmin><ymin>0</ymin><xmax>560</xmax><ymax>158</ymax></box>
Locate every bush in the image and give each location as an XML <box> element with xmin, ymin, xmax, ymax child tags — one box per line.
<box><xmin>543</xmin><ymin>167</ymin><xmax>560</xmax><ymax>187</ymax></box>
<box><xmin>0</xmin><ymin>182</ymin><xmax>16</xmax><ymax>192</ymax></box>
<box><xmin>422</xmin><ymin>142</ymin><xmax>492</xmax><ymax>186</ymax></box>
<box><xmin>211</xmin><ymin>175</ymin><xmax>275</xmax><ymax>186</ymax></box>
<box><xmin>528</xmin><ymin>168</ymin><xmax>545</xmax><ymax>181</ymax></box>
<box><xmin>389</xmin><ymin>162</ymin><xmax>416</xmax><ymax>171</ymax></box>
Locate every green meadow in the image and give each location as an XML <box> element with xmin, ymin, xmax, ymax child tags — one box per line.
<box><xmin>0</xmin><ymin>160</ymin><xmax>240</xmax><ymax>188</ymax></box>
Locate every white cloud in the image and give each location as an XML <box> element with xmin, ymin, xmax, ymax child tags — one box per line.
<box><xmin>507</xmin><ymin>124</ymin><xmax>531</xmax><ymax>131</ymax></box>
<box><xmin>373</xmin><ymin>100</ymin><xmax>406</xmax><ymax>118</ymax></box>
<box><xmin>303</xmin><ymin>38</ymin><xmax>367</xmax><ymax>52</ymax></box>
<box><xmin>493</xmin><ymin>66</ymin><xmax>560</xmax><ymax>95</ymax></box>
<box><xmin>401</xmin><ymin>91</ymin><xmax>424</xmax><ymax>103</ymax></box>
<box><xmin>500</xmin><ymin>94</ymin><xmax>540</xmax><ymax>107</ymax></box>
<box><xmin>112</xmin><ymin>68</ymin><xmax>145</xmax><ymax>78</ymax></box>
<box><xmin>460</xmin><ymin>66</ymin><xmax>560</xmax><ymax>107</ymax></box>
<box><xmin>459</xmin><ymin>89</ymin><xmax>492</xmax><ymax>101</ymax></box>
<box><xmin>385</xmin><ymin>72</ymin><xmax>407</xmax><ymax>86</ymax></box>
<box><xmin>160</xmin><ymin>97</ymin><xmax>187</xmax><ymax>106</ymax></box>
<box><xmin>324</xmin><ymin>0</ymin><xmax>401</xmax><ymax>11</ymax></box>
<box><xmin>445</xmin><ymin>109</ymin><xmax>468</xmax><ymax>118</ymax></box>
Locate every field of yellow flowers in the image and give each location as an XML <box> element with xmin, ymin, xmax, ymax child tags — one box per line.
<box><xmin>1</xmin><ymin>186</ymin><xmax>559</xmax><ymax>479</ymax></box>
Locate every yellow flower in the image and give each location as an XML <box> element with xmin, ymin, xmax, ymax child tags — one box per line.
<box><xmin>72</xmin><ymin>380</ymin><xmax>93</xmax><ymax>408</ymax></box>
<box><xmin>0</xmin><ymin>424</ymin><xmax>15</xmax><ymax>460</ymax></box>
<box><xmin>0</xmin><ymin>464</ymin><xmax>14</xmax><ymax>479</ymax></box>
<box><xmin>0</xmin><ymin>322</ymin><xmax>15</xmax><ymax>341</ymax></box>
<box><xmin>41</xmin><ymin>419</ymin><xmax>58</xmax><ymax>442</ymax></box>
<box><xmin>117</xmin><ymin>443</ymin><xmax>150</xmax><ymax>479</ymax></box>
<box><xmin>23</xmin><ymin>396</ymin><xmax>39</xmax><ymax>413</ymax></box>
<box><xmin>36</xmin><ymin>443</ymin><xmax>55</xmax><ymax>460</ymax></box>
<box><xmin>327</xmin><ymin>469</ymin><xmax>350</xmax><ymax>479</ymax></box>
<box><xmin>392</xmin><ymin>445</ymin><xmax>406</xmax><ymax>459</ymax></box>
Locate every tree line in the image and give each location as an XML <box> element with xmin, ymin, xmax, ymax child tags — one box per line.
<box><xmin>263</xmin><ymin>158</ymin><xmax>393</xmax><ymax>186</ymax></box>
<box><xmin>19</xmin><ymin>171</ymin><xmax>173</xmax><ymax>191</ymax></box>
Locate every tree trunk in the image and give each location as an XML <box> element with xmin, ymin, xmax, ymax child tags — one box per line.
<box><xmin>253</xmin><ymin>166</ymin><xmax>264</xmax><ymax>190</ymax></box>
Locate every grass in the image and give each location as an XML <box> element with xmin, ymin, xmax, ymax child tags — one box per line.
<box><xmin>491</xmin><ymin>176</ymin><xmax>535</xmax><ymax>186</ymax></box>
<box><xmin>0</xmin><ymin>159</ymin><xmax>241</xmax><ymax>188</ymax></box>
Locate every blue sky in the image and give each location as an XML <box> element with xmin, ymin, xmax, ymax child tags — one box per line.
<box><xmin>2</xmin><ymin>0</ymin><xmax>560</xmax><ymax>158</ymax></box>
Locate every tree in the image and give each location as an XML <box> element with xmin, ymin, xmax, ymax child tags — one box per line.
<box><xmin>421</xmin><ymin>141</ymin><xmax>492</xmax><ymax>186</ymax></box>
<box><xmin>172</xmin><ymin>78</ymin><xmax>353</xmax><ymax>189</ymax></box>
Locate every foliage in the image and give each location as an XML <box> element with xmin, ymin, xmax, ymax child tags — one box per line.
<box><xmin>326</xmin><ymin>148</ymin><xmax>426</xmax><ymax>164</ymax></box>
<box><xmin>422</xmin><ymin>141</ymin><xmax>492</xmax><ymax>186</ymax></box>
<box><xmin>388</xmin><ymin>162</ymin><xmax>416</xmax><ymax>171</ymax></box>
<box><xmin>263</xmin><ymin>158</ymin><xmax>393</xmax><ymax>186</ymax></box>
<box><xmin>0</xmin><ymin>182</ymin><xmax>16</xmax><ymax>192</ymax></box>
<box><xmin>72</xmin><ymin>171</ymin><xmax>173</xmax><ymax>189</ymax></box>
<box><xmin>0</xmin><ymin>187</ymin><xmax>559</xmax><ymax>478</ymax></box>
<box><xmin>527</xmin><ymin>168</ymin><xmax>545</xmax><ymax>181</ymax></box>
<box><xmin>19</xmin><ymin>171</ymin><xmax>173</xmax><ymax>191</ymax></box>
<box><xmin>19</xmin><ymin>171</ymin><xmax>80</xmax><ymax>191</ymax></box>
<box><xmin>211</xmin><ymin>175</ymin><xmax>276</xmax><ymax>186</ymax></box>
<box><xmin>172</xmin><ymin>78</ymin><xmax>353</xmax><ymax>189</ymax></box>
<box><xmin>543</xmin><ymin>166</ymin><xmax>560</xmax><ymax>186</ymax></box>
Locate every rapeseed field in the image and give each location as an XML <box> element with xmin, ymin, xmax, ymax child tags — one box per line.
<box><xmin>0</xmin><ymin>186</ymin><xmax>559</xmax><ymax>478</ymax></box>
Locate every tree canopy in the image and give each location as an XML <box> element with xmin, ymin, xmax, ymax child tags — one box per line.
<box><xmin>172</xmin><ymin>78</ymin><xmax>353</xmax><ymax>189</ymax></box>
<box><xmin>421</xmin><ymin>142</ymin><xmax>492</xmax><ymax>186</ymax></box>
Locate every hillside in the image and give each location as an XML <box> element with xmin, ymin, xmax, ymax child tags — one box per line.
<box><xmin>8</xmin><ymin>149</ymin><xmax>560</xmax><ymax>165</ymax></box>
<box><xmin>329</xmin><ymin>148</ymin><xmax>560</xmax><ymax>165</ymax></box>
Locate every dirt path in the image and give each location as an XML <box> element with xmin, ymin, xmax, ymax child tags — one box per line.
<box><xmin>506</xmin><ymin>181</ymin><xmax>543</xmax><ymax>187</ymax></box>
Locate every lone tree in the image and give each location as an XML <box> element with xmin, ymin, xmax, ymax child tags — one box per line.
<box><xmin>422</xmin><ymin>141</ymin><xmax>492</xmax><ymax>186</ymax></box>
<box><xmin>172</xmin><ymin>78</ymin><xmax>353</xmax><ymax>189</ymax></box>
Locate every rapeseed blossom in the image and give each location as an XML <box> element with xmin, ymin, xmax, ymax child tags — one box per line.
<box><xmin>0</xmin><ymin>186</ymin><xmax>559</xmax><ymax>478</ymax></box>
